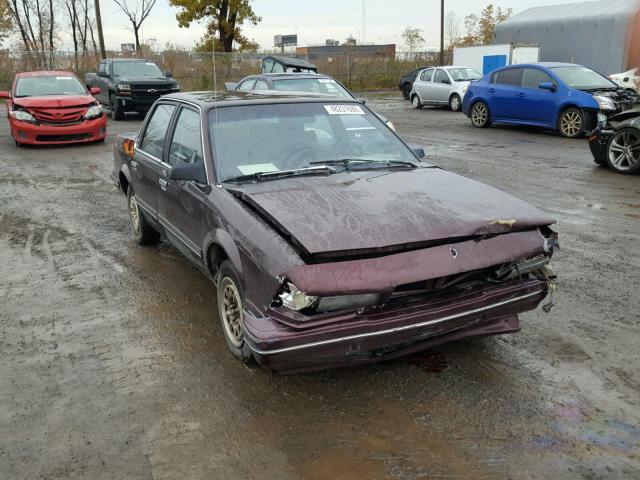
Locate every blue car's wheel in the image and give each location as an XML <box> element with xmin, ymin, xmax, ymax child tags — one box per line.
<box><xmin>470</xmin><ymin>102</ymin><xmax>490</xmax><ymax>128</ymax></box>
<box><xmin>558</xmin><ymin>108</ymin><xmax>584</xmax><ymax>138</ymax></box>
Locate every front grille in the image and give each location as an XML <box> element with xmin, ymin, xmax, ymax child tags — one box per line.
<box><xmin>131</xmin><ymin>84</ymin><xmax>172</xmax><ymax>100</ymax></box>
<box><xmin>36</xmin><ymin>133</ymin><xmax>92</xmax><ymax>142</ymax></box>
<box><xmin>32</xmin><ymin>108</ymin><xmax>85</xmax><ymax>124</ymax></box>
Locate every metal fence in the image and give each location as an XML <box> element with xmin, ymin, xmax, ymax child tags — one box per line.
<box><xmin>0</xmin><ymin>49</ymin><xmax>452</xmax><ymax>91</ymax></box>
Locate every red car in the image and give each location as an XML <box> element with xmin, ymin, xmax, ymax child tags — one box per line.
<box><xmin>0</xmin><ymin>71</ymin><xmax>107</xmax><ymax>146</ymax></box>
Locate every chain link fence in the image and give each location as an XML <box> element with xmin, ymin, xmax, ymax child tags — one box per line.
<box><xmin>0</xmin><ymin>49</ymin><xmax>452</xmax><ymax>91</ymax></box>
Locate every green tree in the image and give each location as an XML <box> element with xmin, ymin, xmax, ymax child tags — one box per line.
<box><xmin>169</xmin><ymin>0</ymin><xmax>261</xmax><ymax>52</ymax></box>
<box><xmin>401</xmin><ymin>26</ymin><xmax>424</xmax><ymax>54</ymax></box>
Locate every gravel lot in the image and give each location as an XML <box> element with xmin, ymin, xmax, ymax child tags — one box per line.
<box><xmin>1</xmin><ymin>95</ymin><xmax>639</xmax><ymax>480</ymax></box>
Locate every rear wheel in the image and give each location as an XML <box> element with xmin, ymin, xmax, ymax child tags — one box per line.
<box><xmin>449</xmin><ymin>93</ymin><xmax>462</xmax><ymax>112</ymax></box>
<box><xmin>411</xmin><ymin>94</ymin><xmax>422</xmax><ymax>109</ymax></box>
<box><xmin>606</xmin><ymin>127</ymin><xmax>640</xmax><ymax>174</ymax></box>
<box><xmin>127</xmin><ymin>186</ymin><xmax>160</xmax><ymax>244</ymax></box>
<box><xmin>216</xmin><ymin>260</ymin><xmax>253</xmax><ymax>363</ymax></box>
<box><xmin>558</xmin><ymin>108</ymin><xmax>584</xmax><ymax>138</ymax></box>
<box><xmin>110</xmin><ymin>95</ymin><xmax>124</xmax><ymax>120</ymax></box>
<box><xmin>402</xmin><ymin>84</ymin><xmax>412</xmax><ymax>100</ymax></box>
<box><xmin>470</xmin><ymin>101</ymin><xmax>490</xmax><ymax>128</ymax></box>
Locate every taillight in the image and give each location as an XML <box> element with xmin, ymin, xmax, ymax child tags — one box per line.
<box><xmin>122</xmin><ymin>138</ymin><xmax>135</xmax><ymax>157</ymax></box>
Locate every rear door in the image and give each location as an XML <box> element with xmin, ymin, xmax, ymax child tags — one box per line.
<box><xmin>133</xmin><ymin>102</ymin><xmax>177</xmax><ymax>220</ymax></box>
<box><xmin>158</xmin><ymin>105</ymin><xmax>208</xmax><ymax>261</ymax></box>
<box><xmin>487</xmin><ymin>67</ymin><xmax>523</xmax><ymax>121</ymax></box>
<box><xmin>413</xmin><ymin>68</ymin><xmax>434</xmax><ymax>100</ymax></box>
<box><xmin>518</xmin><ymin>67</ymin><xmax>558</xmax><ymax>125</ymax></box>
<box><xmin>430</xmin><ymin>69</ymin><xmax>452</xmax><ymax>103</ymax></box>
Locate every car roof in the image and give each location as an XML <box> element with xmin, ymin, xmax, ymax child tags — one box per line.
<box><xmin>17</xmin><ymin>71</ymin><xmax>76</xmax><ymax>77</ymax></box>
<box><xmin>498</xmin><ymin>62</ymin><xmax>578</xmax><ymax>69</ymax></box>
<box><xmin>253</xmin><ymin>73</ymin><xmax>331</xmax><ymax>80</ymax></box>
<box><xmin>163</xmin><ymin>90</ymin><xmax>362</xmax><ymax>109</ymax></box>
<box><xmin>104</xmin><ymin>58</ymin><xmax>152</xmax><ymax>62</ymax></box>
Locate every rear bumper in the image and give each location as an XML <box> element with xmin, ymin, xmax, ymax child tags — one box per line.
<box><xmin>10</xmin><ymin>115</ymin><xmax>107</xmax><ymax>145</ymax></box>
<box><xmin>244</xmin><ymin>278</ymin><xmax>548</xmax><ymax>374</ymax></box>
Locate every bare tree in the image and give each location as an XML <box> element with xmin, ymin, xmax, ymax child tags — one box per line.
<box><xmin>6</xmin><ymin>0</ymin><xmax>54</xmax><ymax>66</ymax></box>
<box><xmin>112</xmin><ymin>0</ymin><xmax>157</xmax><ymax>55</ymax></box>
<box><xmin>445</xmin><ymin>12</ymin><xmax>460</xmax><ymax>47</ymax></box>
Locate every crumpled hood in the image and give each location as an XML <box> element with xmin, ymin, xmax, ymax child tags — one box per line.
<box><xmin>227</xmin><ymin>167</ymin><xmax>555</xmax><ymax>257</ymax></box>
<box><xmin>13</xmin><ymin>95</ymin><xmax>95</xmax><ymax>109</ymax></box>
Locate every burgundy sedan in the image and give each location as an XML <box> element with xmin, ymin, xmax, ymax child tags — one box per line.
<box><xmin>113</xmin><ymin>91</ymin><xmax>558</xmax><ymax>374</ymax></box>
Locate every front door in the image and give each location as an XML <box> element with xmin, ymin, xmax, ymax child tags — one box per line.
<box><xmin>133</xmin><ymin>102</ymin><xmax>177</xmax><ymax>219</ymax></box>
<box><xmin>158</xmin><ymin>106</ymin><xmax>208</xmax><ymax>261</ymax></box>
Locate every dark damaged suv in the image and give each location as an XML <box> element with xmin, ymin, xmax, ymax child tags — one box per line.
<box><xmin>113</xmin><ymin>91</ymin><xmax>559</xmax><ymax>373</ymax></box>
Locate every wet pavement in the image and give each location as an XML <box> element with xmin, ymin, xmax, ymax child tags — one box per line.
<box><xmin>1</xmin><ymin>96</ymin><xmax>639</xmax><ymax>479</ymax></box>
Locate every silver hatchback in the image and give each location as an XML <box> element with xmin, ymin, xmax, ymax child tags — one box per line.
<box><xmin>410</xmin><ymin>66</ymin><xmax>482</xmax><ymax>112</ymax></box>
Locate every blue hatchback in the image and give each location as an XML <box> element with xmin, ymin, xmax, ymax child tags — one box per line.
<box><xmin>462</xmin><ymin>62</ymin><xmax>632</xmax><ymax>138</ymax></box>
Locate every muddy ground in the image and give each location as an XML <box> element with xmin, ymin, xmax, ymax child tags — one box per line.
<box><xmin>0</xmin><ymin>96</ymin><xmax>639</xmax><ymax>480</ymax></box>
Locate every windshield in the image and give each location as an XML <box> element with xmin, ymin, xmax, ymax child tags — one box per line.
<box><xmin>551</xmin><ymin>66</ymin><xmax>617</xmax><ymax>90</ymax></box>
<box><xmin>272</xmin><ymin>78</ymin><xmax>352</xmax><ymax>98</ymax></box>
<box><xmin>448</xmin><ymin>68</ymin><xmax>482</xmax><ymax>82</ymax></box>
<box><xmin>209</xmin><ymin>103</ymin><xmax>416</xmax><ymax>182</ymax></box>
<box><xmin>113</xmin><ymin>61</ymin><xmax>163</xmax><ymax>77</ymax></box>
<box><xmin>15</xmin><ymin>75</ymin><xmax>86</xmax><ymax>97</ymax></box>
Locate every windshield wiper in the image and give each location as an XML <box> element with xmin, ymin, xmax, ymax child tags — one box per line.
<box><xmin>222</xmin><ymin>165</ymin><xmax>336</xmax><ymax>184</ymax></box>
<box><xmin>309</xmin><ymin>158</ymin><xmax>417</xmax><ymax>170</ymax></box>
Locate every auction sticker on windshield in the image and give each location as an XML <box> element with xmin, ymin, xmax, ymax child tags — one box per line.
<box><xmin>324</xmin><ymin>105</ymin><xmax>365</xmax><ymax>115</ymax></box>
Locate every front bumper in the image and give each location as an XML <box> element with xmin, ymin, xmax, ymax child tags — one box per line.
<box><xmin>10</xmin><ymin>115</ymin><xmax>107</xmax><ymax>145</ymax></box>
<box><xmin>588</xmin><ymin>127</ymin><xmax>612</xmax><ymax>165</ymax></box>
<box><xmin>244</xmin><ymin>277</ymin><xmax>548</xmax><ymax>374</ymax></box>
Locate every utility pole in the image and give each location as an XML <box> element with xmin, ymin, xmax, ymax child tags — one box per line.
<box><xmin>439</xmin><ymin>0</ymin><xmax>445</xmax><ymax>65</ymax></box>
<box><xmin>94</xmin><ymin>0</ymin><xmax>107</xmax><ymax>59</ymax></box>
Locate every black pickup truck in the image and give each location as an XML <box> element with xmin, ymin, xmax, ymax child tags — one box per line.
<box><xmin>85</xmin><ymin>58</ymin><xmax>179</xmax><ymax>120</ymax></box>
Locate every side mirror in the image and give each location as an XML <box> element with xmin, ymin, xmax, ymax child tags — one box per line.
<box><xmin>169</xmin><ymin>163</ymin><xmax>207</xmax><ymax>184</ymax></box>
<box><xmin>412</xmin><ymin>147</ymin><xmax>426</xmax><ymax>159</ymax></box>
<box><xmin>97</xmin><ymin>71</ymin><xmax>109</xmax><ymax>78</ymax></box>
<box><xmin>0</xmin><ymin>91</ymin><xmax>10</xmax><ymax>99</ymax></box>
<box><xmin>165</xmin><ymin>70</ymin><xmax>173</xmax><ymax>77</ymax></box>
<box><xmin>539</xmin><ymin>82</ymin><xmax>556</xmax><ymax>92</ymax></box>
<box><xmin>90</xmin><ymin>87</ymin><xmax>101</xmax><ymax>95</ymax></box>
<box><xmin>357</xmin><ymin>97</ymin><xmax>367</xmax><ymax>105</ymax></box>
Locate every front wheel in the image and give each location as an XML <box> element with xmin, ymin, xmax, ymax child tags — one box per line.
<box><xmin>411</xmin><ymin>94</ymin><xmax>422</xmax><ymax>110</ymax></box>
<box><xmin>217</xmin><ymin>260</ymin><xmax>253</xmax><ymax>363</ymax></box>
<box><xmin>449</xmin><ymin>94</ymin><xmax>462</xmax><ymax>112</ymax></box>
<box><xmin>606</xmin><ymin>127</ymin><xmax>640</xmax><ymax>174</ymax></box>
<box><xmin>558</xmin><ymin>108</ymin><xmax>584</xmax><ymax>138</ymax></box>
<box><xmin>470</xmin><ymin>101</ymin><xmax>490</xmax><ymax>128</ymax></box>
<box><xmin>110</xmin><ymin>95</ymin><xmax>124</xmax><ymax>120</ymax></box>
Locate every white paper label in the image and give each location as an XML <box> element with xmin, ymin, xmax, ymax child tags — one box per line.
<box><xmin>324</xmin><ymin>104</ymin><xmax>365</xmax><ymax>115</ymax></box>
<box><xmin>237</xmin><ymin>163</ymin><xmax>279</xmax><ymax>175</ymax></box>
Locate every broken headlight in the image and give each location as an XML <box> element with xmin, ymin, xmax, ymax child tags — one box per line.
<box><xmin>9</xmin><ymin>109</ymin><xmax>37</xmax><ymax>123</ymax></box>
<box><xmin>593</xmin><ymin>95</ymin><xmax>616</xmax><ymax>111</ymax></box>
<box><xmin>277</xmin><ymin>282</ymin><xmax>381</xmax><ymax>314</ymax></box>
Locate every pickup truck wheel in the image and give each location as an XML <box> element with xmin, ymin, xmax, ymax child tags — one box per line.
<box><xmin>127</xmin><ymin>186</ymin><xmax>160</xmax><ymax>244</ymax></box>
<box><xmin>217</xmin><ymin>260</ymin><xmax>253</xmax><ymax>363</ymax></box>
<box><xmin>606</xmin><ymin>127</ymin><xmax>640</xmax><ymax>174</ymax></box>
<box><xmin>402</xmin><ymin>84</ymin><xmax>411</xmax><ymax>100</ymax></box>
<box><xmin>110</xmin><ymin>95</ymin><xmax>124</xmax><ymax>120</ymax></box>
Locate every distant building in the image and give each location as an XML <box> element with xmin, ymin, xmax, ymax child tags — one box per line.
<box><xmin>494</xmin><ymin>0</ymin><xmax>640</xmax><ymax>74</ymax></box>
<box><xmin>121</xmin><ymin>43</ymin><xmax>135</xmax><ymax>53</ymax></box>
<box><xmin>296</xmin><ymin>44</ymin><xmax>396</xmax><ymax>59</ymax></box>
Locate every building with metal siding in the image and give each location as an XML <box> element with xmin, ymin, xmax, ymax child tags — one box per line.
<box><xmin>494</xmin><ymin>0</ymin><xmax>640</xmax><ymax>75</ymax></box>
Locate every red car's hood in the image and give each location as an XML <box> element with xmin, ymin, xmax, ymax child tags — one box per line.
<box><xmin>227</xmin><ymin>167</ymin><xmax>556</xmax><ymax>257</ymax></box>
<box><xmin>13</xmin><ymin>95</ymin><xmax>95</xmax><ymax>109</ymax></box>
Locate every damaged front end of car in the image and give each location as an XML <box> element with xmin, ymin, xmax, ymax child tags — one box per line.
<box><xmin>242</xmin><ymin>226</ymin><xmax>559</xmax><ymax>374</ymax></box>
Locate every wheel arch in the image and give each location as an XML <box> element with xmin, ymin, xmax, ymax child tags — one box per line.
<box><xmin>556</xmin><ymin>103</ymin><xmax>583</xmax><ymax>129</ymax></box>
<box><xmin>118</xmin><ymin>165</ymin><xmax>131</xmax><ymax>195</ymax></box>
<box><xmin>203</xmin><ymin>229</ymin><xmax>243</xmax><ymax>284</ymax></box>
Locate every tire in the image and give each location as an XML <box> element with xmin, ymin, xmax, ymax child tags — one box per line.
<box><xmin>402</xmin><ymin>84</ymin><xmax>412</xmax><ymax>100</ymax></box>
<box><xmin>449</xmin><ymin>93</ymin><xmax>462</xmax><ymax>112</ymax></box>
<box><xmin>606</xmin><ymin>127</ymin><xmax>640</xmax><ymax>174</ymax></box>
<box><xmin>470</xmin><ymin>101</ymin><xmax>490</xmax><ymax>128</ymax></box>
<box><xmin>127</xmin><ymin>186</ymin><xmax>160</xmax><ymax>244</ymax></box>
<box><xmin>558</xmin><ymin>108</ymin><xmax>584</xmax><ymax>138</ymax></box>
<box><xmin>216</xmin><ymin>260</ymin><xmax>253</xmax><ymax>363</ymax></box>
<box><xmin>411</xmin><ymin>94</ymin><xmax>422</xmax><ymax>110</ymax></box>
<box><xmin>110</xmin><ymin>94</ymin><xmax>124</xmax><ymax>120</ymax></box>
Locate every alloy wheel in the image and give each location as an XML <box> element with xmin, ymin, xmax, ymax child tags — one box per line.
<box><xmin>412</xmin><ymin>95</ymin><xmax>421</xmax><ymax>109</ymax></box>
<box><xmin>471</xmin><ymin>103</ymin><xmax>488</xmax><ymax>126</ymax></box>
<box><xmin>560</xmin><ymin>110</ymin><xmax>582</xmax><ymax>137</ymax></box>
<box><xmin>450</xmin><ymin>95</ymin><xmax>460</xmax><ymax>111</ymax></box>
<box><xmin>220</xmin><ymin>277</ymin><xmax>244</xmax><ymax>348</ymax></box>
<box><xmin>608</xmin><ymin>130</ymin><xmax>640</xmax><ymax>173</ymax></box>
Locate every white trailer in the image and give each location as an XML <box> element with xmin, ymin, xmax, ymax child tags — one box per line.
<box><xmin>453</xmin><ymin>43</ymin><xmax>541</xmax><ymax>76</ymax></box>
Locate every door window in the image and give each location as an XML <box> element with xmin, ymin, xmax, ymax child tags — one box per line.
<box><xmin>238</xmin><ymin>79</ymin><xmax>255</xmax><ymax>91</ymax></box>
<box><xmin>420</xmin><ymin>69</ymin><xmax>434</xmax><ymax>82</ymax></box>
<box><xmin>521</xmin><ymin>68</ymin><xmax>555</xmax><ymax>89</ymax></box>
<box><xmin>262</xmin><ymin>58</ymin><xmax>274</xmax><ymax>73</ymax></box>
<box><xmin>139</xmin><ymin>104</ymin><xmax>176</xmax><ymax>160</ymax></box>
<box><xmin>433</xmin><ymin>69</ymin><xmax>451</xmax><ymax>84</ymax></box>
<box><xmin>168</xmin><ymin>108</ymin><xmax>204</xmax><ymax>169</ymax></box>
<box><xmin>254</xmin><ymin>79</ymin><xmax>270</xmax><ymax>90</ymax></box>
<box><xmin>98</xmin><ymin>62</ymin><xmax>106</xmax><ymax>74</ymax></box>
<box><xmin>493</xmin><ymin>68</ymin><xmax>524</xmax><ymax>86</ymax></box>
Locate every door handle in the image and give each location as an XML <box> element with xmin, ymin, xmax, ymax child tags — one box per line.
<box><xmin>488</xmin><ymin>88</ymin><xmax>495</xmax><ymax>93</ymax></box>
<box><xmin>518</xmin><ymin>92</ymin><xmax>525</xmax><ymax>97</ymax></box>
<box><xmin>159</xmin><ymin>178</ymin><xmax>168</xmax><ymax>191</ymax></box>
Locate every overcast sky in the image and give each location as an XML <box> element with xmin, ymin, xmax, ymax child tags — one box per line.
<box><xmin>95</xmin><ymin>0</ymin><xmax>580</xmax><ymax>51</ymax></box>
